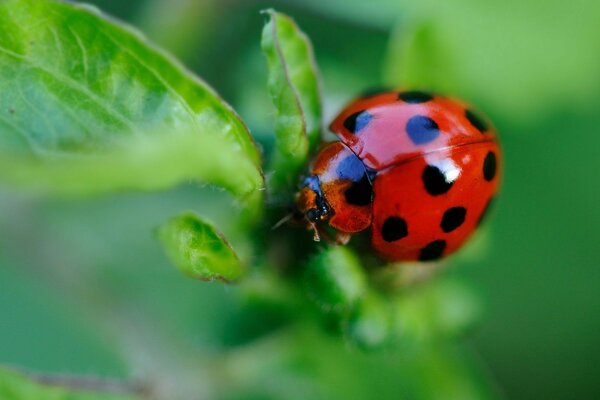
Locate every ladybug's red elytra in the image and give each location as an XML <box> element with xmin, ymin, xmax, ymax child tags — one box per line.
<box><xmin>295</xmin><ymin>90</ymin><xmax>501</xmax><ymax>262</ymax></box>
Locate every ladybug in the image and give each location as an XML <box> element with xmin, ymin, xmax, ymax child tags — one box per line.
<box><xmin>295</xmin><ymin>90</ymin><xmax>501</xmax><ymax>262</ymax></box>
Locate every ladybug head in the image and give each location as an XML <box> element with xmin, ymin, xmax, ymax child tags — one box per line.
<box><xmin>295</xmin><ymin>175</ymin><xmax>332</xmax><ymax>224</ymax></box>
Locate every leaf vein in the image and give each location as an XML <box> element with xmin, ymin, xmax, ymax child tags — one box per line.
<box><xmin>0</xmin><ymin>43</ymin><xmax>138</xmax><ymax>132</ymax></box>
<box><xmin>270</xmin><ymin>14</ymin><xmax>308</xmax><ymax>153</ymax></box>
<box><xmin>69</xmin><ymin>26</ymin><xmax>89</xmax><ymax>83</ymax></box>
<box><xmin>100</xmin><ymin>30</ymin><xmax>203</xmax><ymax>132</ymax></box>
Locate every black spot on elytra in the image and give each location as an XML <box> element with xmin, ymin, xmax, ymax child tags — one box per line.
<box><xmin>406</xmin><ymin>115</ymin><xmax>439</xmax><ymax>145</ymax></box>
<box><xmin>381</xmin><ymin>217</ymin><xmax>408</xmax><ymax>242</ymax></box>
<box><xmin>343</xmin><ymin>110</ymin><xmax>373</xmax><ymax>134</ymax></box>
<box><xmin>422</xmin><ymin>165</ymin><xmax>455</xmax><ymax>196</ymax></box>
<box><xmin>441</xmin><ymin>207</ymin><xmax>467</xmax><ymax>233</ymax></box>
<box><xmin>465</xmin><ymin>109</ymin><xmax>489</xmax><ymax>133</ymax></box>
<box><xmin>398</xmin><ymin>91</ymin><xmax>434</xmax><ymax>104</ymax></box>
<box><xmin>483</xmin><ymin>151</ymin><xmax>497</xmax><ymax>181</ymax></box>
<box><xmin>344</xmin><ymin>175</ymin><xmax>373</xmax><ymax>206</ymax></box>
<box><xmin>419</xmin><ymin>240</ymin><xmax>446</xmax><ymax>261</ymax></box>
<box><xmin>477</xmin><ymin>197</ymin><xmax>495</xmax><ymax>226</ymax></box>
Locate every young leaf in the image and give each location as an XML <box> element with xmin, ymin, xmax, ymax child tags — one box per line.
<box><xmin>0</xmin><ymin>0</ymin><xmax>263</xmax><ymax>208</ymax></box>
<box><xmin>0</xmin><ymin>368</ymin><xmax>138</xmax><ymax>400</ymax></box>
<box><xmin>261</xmin><ymin>9</ymin><xmax>323</xmax><ymax>190</ymax></box>
<box><xmin>158</xmin><ymin>212</ymin><xmax>245</xmax><ymax>283</ymax></box>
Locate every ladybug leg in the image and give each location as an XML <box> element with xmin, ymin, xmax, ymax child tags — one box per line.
<box><xmin>308</xmin><ymin>222</ymin><xmax>322</xmax><ymax>242</ymax></box>
<box><xmin>309</xmin><ymin>224</ymin><xmax>351</xmax><ymax>246</ymax></box>
<box><xmin>271</xmin><ymin>212</ymin><xmax>294</xmax><ymax>231</ymax></box>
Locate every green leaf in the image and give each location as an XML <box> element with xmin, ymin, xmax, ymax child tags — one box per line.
<box><xmin>0</xmin><ymin>368</ymin><xmax>137</xmax><ymax>400</ymax></box>
<box><xmin>0</xmin><ymin>0</ymin><xmax>263</xmax><ymax>208</ymax></box>
<box><xmin>222</xmin><ymin>324</ymin><xmax>499</xmax><ymax>400</ymax></box>
<box><xmin>158</xmin><ymin>212</ymin><xmax>245</xmax><ymax>283</ymax></box>
<box><xmin>261</xmin><ymin>9</ymin><xmax>323</xmax><ymax>190</ymax></box>
<box><xmin>0</xmin><ymin>133</ymin><xmax>263</xmax><ymax>211</ymax></box>
<box><xmin>304</xmin><ymin>246</ymin><xmax>367</xmax><ymax>315</ymax></box>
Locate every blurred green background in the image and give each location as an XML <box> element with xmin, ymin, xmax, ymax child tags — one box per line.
<box><xmin>1</xmin><ymin>0</ymin><xmax>600</xmax><ymax>399</ymax></box>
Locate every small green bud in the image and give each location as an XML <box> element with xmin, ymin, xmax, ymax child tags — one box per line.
<box><xmin>158</xmin><ymin>212</ymin><xmax>244</xmax><ymax>283</ymax></box>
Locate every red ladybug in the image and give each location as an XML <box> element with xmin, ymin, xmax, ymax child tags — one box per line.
<box><xmin>295</xmin><ymin>90</ymin><xmax>501</xmax><ymax>262</ymax></box>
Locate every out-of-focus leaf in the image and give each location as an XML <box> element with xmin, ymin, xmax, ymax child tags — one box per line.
<box><xmin>221</xmin><ymin>324</ymin><xmax>499</xmax><ymax>400</ymax></box>
<box><xmin>287</xmin><ymin>0</ymin><xmax>402</xmax><ymax>29</ymax></box>
<box><xmin>136</xmin><ymin>0</ymin><xmax>221</xmax><ymax>62</ymax></box>
<box><xmin>384</xmin><ymin>19</ymin><xmax>444</xmax><ymax>93</ymax></box>
<box><xmin>344</xmin><ymin>275</ymin><xmax>480</xmax><ymax>349</ymax></box>
<box><xmin>400</xmin><ymin>344</ymin><xmax>499</xmax><ymax>400</ymax></box>
<box><xmin>158</xmin><ymin>212</ymin><xmax>244</xmax><ymax>283</ymax></box>
<box><xmin>304</xmin><ymin>247</ymin><xmax>367</xmax><ymax>315</ymax></box>
<box><xmin>0</xmin><ymin>368</ymin><xmax>138</xmax><ymax>400</ymax></box>
<box><xmin>394</xmin><ymin>278</ymin><xmax>483</xmax><ymax>344</ymax></box>
<box><xmin>304</xmin><ymin>250</ymin><xmax>479</xmax><ymax>348</ymax></box>
<box><xmin>240</xmin><ymin>269</ymin><xmax>306</xmax><ymax>314</ymax></box>
<box><xmin>0</xmin><ymin>133</ymin><xmax>263</xmax><ymax>210</ymax></box>
<box><xmin>344</xmin><ymin>293</ymin><xmax>391</xmax><ymax>350</ymax></box>
<box><xmin>261</xmin><ymin>9</ymin><xmax>322</xmax><ymax>190</ymax></box>
<box><xmin>384</xmin><ymin>0</ymin><xmax>600</xmax><ymax>122</ymax></box>
<box><xmin>0</xmin><ymin>0</ymin><xmax>263</xmax><ymax>207</ymax></box>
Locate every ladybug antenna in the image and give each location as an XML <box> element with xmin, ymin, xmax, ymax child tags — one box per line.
<box><xmin>271</xmin><ymin>212</ymin><xmax>294</xmax><ymax>231</ymax></box>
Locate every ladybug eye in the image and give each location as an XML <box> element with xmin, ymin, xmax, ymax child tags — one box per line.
<box><xmin>306</xmin><ymin>208</ymin><xmax>320</xmax><ymax>222</ymax></box>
